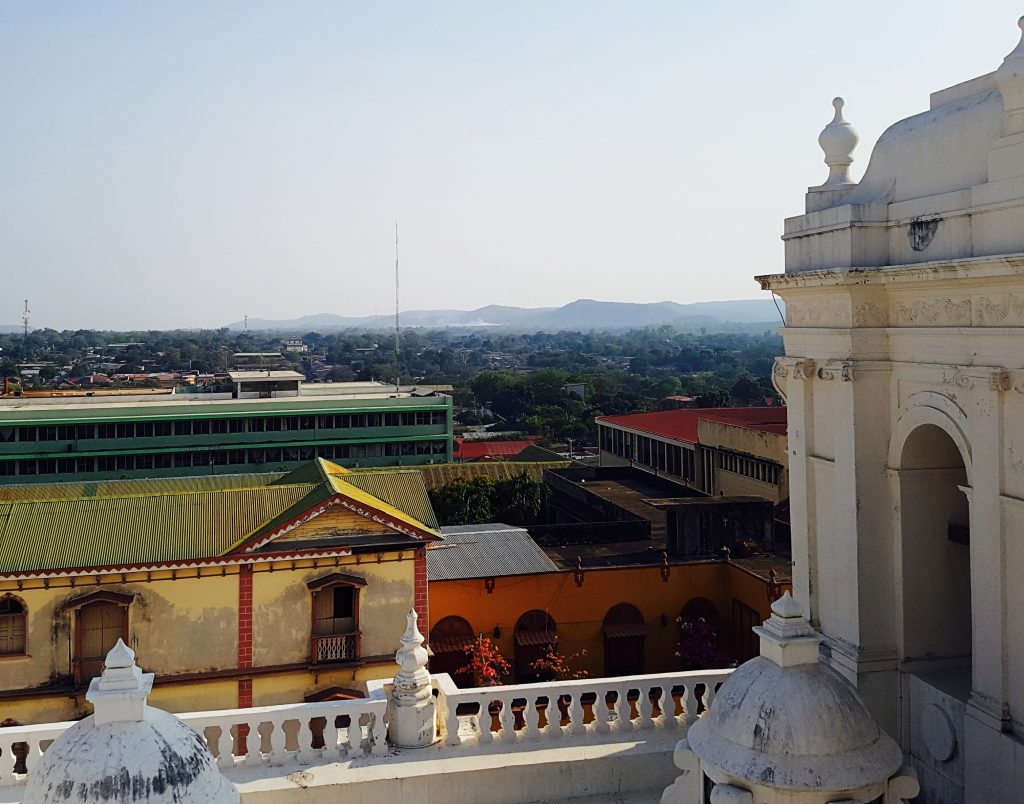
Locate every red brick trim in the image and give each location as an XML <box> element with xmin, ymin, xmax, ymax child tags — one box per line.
<box><xmin>414</xmin><ymin>547</ymin><xmax>428</xmax><ymax>640</ymax></box>
<box><xmin>238</xmin><ymin>565</ymin><xmax>254</xmax><ymax>708</ymax></box>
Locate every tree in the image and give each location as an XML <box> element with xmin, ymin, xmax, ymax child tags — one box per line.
<box><xmin>428</xmin><ymin>477</ymin><xmax>495</xmax><ymax>525</ymax></box>
<box><xmin>529</xmin><ymin>646</ymin><xmax>589</xmax><ymax>682</ymax></box>
<box><xmin>458</xmin><ymin>636</ymin><xmax>512</xmax><ymax>687</ymax></box>
<box><xmin>493</xmin><ymin>473</ymin><xmax>545</xmax><ymax>526</ymax></box>
<box><xmin>675</xmin><ymin>617</ymin><xmax>733</xmax><ymax>671</ymax></box>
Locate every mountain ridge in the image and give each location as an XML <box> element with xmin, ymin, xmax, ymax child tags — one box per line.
<box><xmin>226</xmin><ymin>299</ymin><xmax>782</xmax><ymax>332</ymax></box>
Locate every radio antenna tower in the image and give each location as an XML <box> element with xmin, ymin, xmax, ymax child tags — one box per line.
<box><xmin>244</xmin><ymin>314</ymin><xmax>248</xmax><ymax>331</ymax></box>
<box><xmin>22</xmin><ymin>300</ymin><xmax>30</xmax><ymax>339</ymax></box>
<box><xmin>394</xmin><ymin>221</ymin><xmax>401</xmax><ymax>393</ymax></box>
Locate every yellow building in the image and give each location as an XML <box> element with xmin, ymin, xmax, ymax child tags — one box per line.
<box><xmin>0</xmin><ymin>459</ymin><xmax>438</xmax><ymax>725</ymax></box>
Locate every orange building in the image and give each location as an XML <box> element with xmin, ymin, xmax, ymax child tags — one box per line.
<box><xmin>427</xmin><ymin>525</ymin><xmax>789</xmax><ymax>683</ymax></box>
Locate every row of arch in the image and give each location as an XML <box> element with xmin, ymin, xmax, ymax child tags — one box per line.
<box><xmin>430</xmin><ymin>598</ymin><xmax>721</xmax><ymax>685</ymax></box>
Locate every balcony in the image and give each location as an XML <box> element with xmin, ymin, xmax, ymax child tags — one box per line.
<box><xmin>0</xmin><ymin>667</ymin><xmax>730</xmax><ymax>803</ymax></box>
<box><xmin>311</xmin><ymin>632</ymin><xmax>359</xmax><ymax>665</ymax></box>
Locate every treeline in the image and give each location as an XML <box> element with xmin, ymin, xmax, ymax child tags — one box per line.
<box><xmin>428</xmin><ymin>473</ymin><xmax>546</xmax><ymax>527</ymax></box>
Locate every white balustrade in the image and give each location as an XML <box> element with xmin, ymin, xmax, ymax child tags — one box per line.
<box><xmin>0</xmin><ymin>668</ymin><xmax>730</xmax><ymax>788</ymax></box>
<box><xmin>0</xmin><ymin>695</ymin><xmax>387</xmax><ymax>787</ymax></box>
<box><xmin>432</xmin><ymin>669</ymin><xmax>731</xmax><ymax>747</ymax></box>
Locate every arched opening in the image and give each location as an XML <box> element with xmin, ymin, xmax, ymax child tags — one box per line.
<box><xmin>602</xmin><ymin>604</ymin><xmax>646</xmax><ymax>676</ymax></box>
<box><xmin>898</xmin><ymin>423</ymin><xmax>971</xmax><ymax>679</ymax></box>
<box><xmin>514</xmin><ymin>610</ymin><xmax>556</xmax><ymax>683</ymax></box>
<box><xmin>429</xmin><ymin>616</ymin><xmax>475</xmax><ymax>687</ymax></box>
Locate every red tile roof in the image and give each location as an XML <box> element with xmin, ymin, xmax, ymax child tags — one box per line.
<box><xmin>453</xmin><ymin>439</ymin><xmax>542</xmax><ymax>461</ymax></box>
<box><xmin>597</xmin><ymin>407</ymin><xmax>787</xmax><ymax>444</ymax></box>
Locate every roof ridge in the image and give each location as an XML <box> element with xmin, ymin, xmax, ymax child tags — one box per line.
<box><xmin>0</xmin><ymin>481</ymin><xmax>318</xmax><ymax>505</ymax></box>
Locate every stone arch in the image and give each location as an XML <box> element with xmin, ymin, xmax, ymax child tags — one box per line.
<box><xmin>513</xmin><ymin>610</ymin><xmax>556</xmax><ymax>683</ymax></box>
<box><xmin>889</xmin><ymin>400</ymin><xmax>973</xmax><ymax>684</ymax></box>
<box><xmin>602</xmin><ymin>604</ymin><xmax>647</xmax><ymax>676</ymax></box>
<box><xmin>428</xmin><ymin>616</ymin><xmax>475</xmax><ymax>687</ymax></box>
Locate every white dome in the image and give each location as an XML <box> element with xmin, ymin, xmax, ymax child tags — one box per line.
<box><xmin>688</xmin><ymin>656</ymin><xmax>902</xmax><ymax>791</ymax></box>
<box><xmin>22</xmin><ymin>708</ymin><xmax>239</xmax><ymax>804</ymax></box>
<box><xmin>22</xmin><ymin>640</ymin><xmax>238</xmax><ymax>804</ymax></box>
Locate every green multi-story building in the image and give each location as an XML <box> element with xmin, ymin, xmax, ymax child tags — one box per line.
<box><xmin>0</xmin><ymin>374</ymin><xmax>453</xmax><ymax>484</ymax></box>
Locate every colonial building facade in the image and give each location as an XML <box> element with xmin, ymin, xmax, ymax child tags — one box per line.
<box><xmin>760</xmin><ymin>19</ymin><xmax>1024</xmax><ymax>802</ymax></box>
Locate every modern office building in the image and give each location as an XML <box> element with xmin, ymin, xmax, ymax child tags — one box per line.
<box><xmin>0</xmin><ymin>376</ymin><xmax>452</xmax><ymax>484</ymax></box>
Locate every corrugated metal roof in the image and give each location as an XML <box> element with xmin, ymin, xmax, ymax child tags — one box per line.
<box><xmin>0</xmin><ymin>484</ymin><xmax>316</xmax><ymax>573</ymax></box>
<box><xmin>345</xmin><ymin>471</ymin><xmax>439</xmax><ymax>531</ymax></box>
<box><xmin>0</xmin><ymin>473</ymin><xmax>285</xmax><ymax>503</ymax></box>
<box><xmin>415</xmin><ymin>461</ymin><xmax>567</xmax><ymax>491</ymax></box>
<box><xmin>597</xmin><ymin>407</ymin><xmax>788</xmax><ymax>444</ymax></box>
<box><xmin>427</xmin><ymin>525</ymin><xmax>558</xmax><ymax>581</ymax></box>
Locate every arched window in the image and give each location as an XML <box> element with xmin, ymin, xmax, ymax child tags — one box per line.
<box><xmin>514</xmin><ymin>610</ymin><xmax>557</xmax><ymax>683</ymax></box>
<box><xmin>602</xmin><ymin>603</ymin><xmax>646</xmax><ymax>676</ymax></box>
<box><xmin>0</xmin><ymin>597</ymin><xmax>26</xmax><ymax>656</ymax></box>
<box><xmin>429</xmin><ymin>616</ymin><xmax>475</xmax><ymax>687</ymax></box>
<box><xmin>680</xmin><ymin>597</ymin><xmax>719</xmax><ymax>627</ymax></box>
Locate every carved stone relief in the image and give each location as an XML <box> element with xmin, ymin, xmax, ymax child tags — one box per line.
<box><xmin>975</xmin><ymin>295</ymin><xmax>1024</xmax><ymax>325</ymax></box>
<box><xmin>787</xmin><ymin>301</ymin><xmax>846</xmax><ymax>326</ymax></box>
<box><xmin>893</xmin><ymin>298</ymin><xmax>971</xmax><ymax>326</ymax></box>
<box><xmin>853</xmin><ymin>302</ymin><xmax>885</xmax><ymax>326</ymax></box>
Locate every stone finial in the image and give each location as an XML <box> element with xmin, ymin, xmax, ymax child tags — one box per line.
<box><xmin>388</xmin><ymin>609</ymin><xmax>437</xmax><ymax>748</ymax></box>
<box><xmin>817</xmin><ymin>97</ymin><xmax>859</xmax><ymax>187</ymax></box>
<box><xmin>996</xmin><ymin>17</ymin><xmax>1024</xmax><ymax>134</ymax></box>
<box><xmin>753</xmin><ymin>592</ymin><xmax>821</xmax><ymax>668</ymax></box>
<box><xmin>86</xmin><ymin>638</ymin><xmax>155</xmax><ymax>725</ymax></box>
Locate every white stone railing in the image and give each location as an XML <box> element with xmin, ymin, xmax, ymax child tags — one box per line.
<box><xmin>0</xmin><ymin>668</ymin><xmax>731</xmax><ymax>789</ymax></box>
<box><xmin>433</xmin><ymin>669</ymin><xmax>732</xmax><ymax>746</ymax></box>
<box><xmin>0</xmin><ymin>695</ymin><xmax>388</xmax><ymax>787</ymax></box>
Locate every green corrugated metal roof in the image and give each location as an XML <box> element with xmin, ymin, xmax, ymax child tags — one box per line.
<box><xmin>414</xmin><ymin>461</ymin><xmax>568</xmax><ymax>491</ymax></box>
<box><xmin>0</xmin><ymin>473</ymin><xmax>286</xmax><ymax>503</ymax></box>
<box><xmin>0</xmin><ymin>459</ymin><xmax>441</xmax><ymax>574</ymax></box>
<box><xmin>0</xmin><ymin>484</ymin><xmax>317</xmax><ymax>573</ymax></box>
<box><xmin>345</xmin><ymin>470</ymin><xmax>439</xmax><ymax>531</ymax></box>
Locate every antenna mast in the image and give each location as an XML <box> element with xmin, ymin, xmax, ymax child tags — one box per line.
<box><xmin>394</xmin><ymin>221</ymin><xmax>400</xmax><ymax>392</ymax></box>
<box><xmin>22</xmin><ymin>300</ymin><xmax>30</xmax><ymax>339</ymax></box>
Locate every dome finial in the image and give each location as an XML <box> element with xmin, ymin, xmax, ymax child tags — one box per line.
<box><xmin>997</xmin><ymin>15</ymin><xmax>1024</xmax><ymax>134</ymax></box>
<box><xmin>817</xmin><ymin>96</ymin><xmax>859</xmax><ymax>187</ymax></box>
<box><xmin>86</xmin><ymin>638</ymin><xmax>153</xmax><ymax>724</ymax></box>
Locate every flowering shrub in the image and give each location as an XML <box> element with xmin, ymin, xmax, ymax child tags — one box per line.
<box><xmin>457</xmin><ymin>636</ymin><xmax>512</xmax><ymax>687</ymax></box>
<box><xmin>675</xmin><ymin>617</ymin><xmax>733</xmax><ymax>671</ymax></box>
<box><xmin>529</xmin><ymin>647</ymin><xmax>589</xmax><ymax>682</ymax></box>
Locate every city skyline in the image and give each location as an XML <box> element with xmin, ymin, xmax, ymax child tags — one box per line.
<box><xmin>2</xmin><ymin>1</ymin><xmax>1019</xmax><ymax>329</ymax></box>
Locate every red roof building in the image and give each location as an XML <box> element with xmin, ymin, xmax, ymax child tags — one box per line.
<box><xmin>597</xmin><ymin>407</ymin><xmax>788</xmax><ymax>503</ymax></box>
<box><xmin>452</xmin><ymin>437</ymin><xmax>542</xmax><ymax>462</ymax></box>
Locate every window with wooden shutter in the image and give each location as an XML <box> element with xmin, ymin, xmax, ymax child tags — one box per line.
<box><xmin>0</xmin><ymin>598</ymin><xmax>26</xmax><ymax>655</ymax></box>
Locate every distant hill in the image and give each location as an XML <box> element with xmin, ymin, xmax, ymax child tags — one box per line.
<box><xmin>227</xmin><ymin>299</ymin><xmax>782</xmax><ymax>332</ymax></box>
<box><xmin>0</xmin><ymin>325</ymin><xmax>25</xmax><ymax>334</ymax></box>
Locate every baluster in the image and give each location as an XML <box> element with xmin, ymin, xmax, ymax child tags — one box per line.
<box><xmin>369</xmin><ymin>709</ymin><xmax>387</xmax><ymax>755</ymax></box>
<box><xmin>296</xmin><ymin>717</ymin><xmax>316</xmax><ymax>765</ymax></box>
<box><xmin>22</xmin><ymin>738</ymin><xmax>40</xmax><ymax>779</ymax></box>
<box><xmin>683</xmin><ymin>684</ymin><xmax>699</xmax><ymax>728</ymax></box>
<box><xmin>0</xmin><ymin>737</ymin><xmax>15</xmax><ymax>786</ymax></box>
<box><xmin>347</xmin><ymin>715</ymin><xmax>363</xmax><ymax>756</ymax></box>
<box><xmin>704</xmin><ymin>681</ymin><xmax>718</xmax><ymax>712</ymax></box>
<box><xmin>595</xmin><ymin>687</ymin><xmax>612</xmax><ymax>734</ymax></box>
<box><xmin>638</xmin><ymin>687</ymin><xmax>655</xmax><ymax>730</ymax></box>
<box><xmin>527</xmin><ymin>694</ymin><xmax>544</xmax><ymax>740</ymax></box>
<box><xmin>569</xmin><ymin>692</ymin><xmax>585</xmax><ymax>737</ymax></box>
<box><xmin>323</xmin><ymin>714</ymin><xmax>341</xmax><ymax>759</ymax></box>
<box><xmin>245</xmin><ymin>720</ymin><xmax>265</xmax><ymax>766</ymax></box>
<box><xmin>617</xmin><ymin>688</ymin><xmax>633</xmax><ymax>731</ymax></box>
<box><xmin>445</xmin><ymin>699</ymin><xmax>462</xmax><ymax>746</ymax></box>
<box><xmin>496</xmin><ymin>695</ymin><xmax>513</xmax><ymax>742</ymax></box>
<box><xmin>265</xmin><ymin>719</ymin><xmax>285</xmax><ymax>766</ymax></box>
<box><xmin>213</xmin><ymin>725</ymin><xmax>235</xmax><ymax>770</ymax></box>
<box><xmin>477</xmin><ymin>698</ymin><xmax>494</xmax><ymax>744</ymax></box>
<box><xmin>661</xmin><ymin>685</ymin><xmax>679</xmax><ymax>729</ymax></box>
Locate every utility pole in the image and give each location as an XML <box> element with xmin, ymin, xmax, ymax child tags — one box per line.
<box><xmin>243</xmin><ymin>314</ymin><xmax>248</xmax><ymax>332</ymax></box>
<box><xmin>22</xmin><ymin>300</ymin><xmax>30</xmax><ymax>339</ymax></box>
<box><xmin>394</xmin><ymin>221</ymin><xmax>400</xmax><ymax>393</ymax></box>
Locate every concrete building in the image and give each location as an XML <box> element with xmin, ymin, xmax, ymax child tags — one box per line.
<box><xmin>0</xmin><ymin>379</ymin><xmax>452</xmax><ymax>484</ymax></box>
<box><xmin>759</xmin><ymin>18</ymin><xmax>1024</xmax><ymax>802</ymax></box>
<box><xmin>597</xmin><ymin>407</ymin><xmax>788</xmax><ymax>503</ymax></box>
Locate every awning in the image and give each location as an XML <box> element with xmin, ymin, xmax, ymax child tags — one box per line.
<box><xmin>603</xmin><ymin>622</ymin><xmax>648</xmax><ymax>639</ymax></box>
<box><xmin>429</xmin><ymin>636</ymin><xmax>474</xmax><ymax>654</ymax></box>
<box><xmin>515</xmin><ymin>630</ymin><xmax>558</xmax><ymax>647</ymax></box>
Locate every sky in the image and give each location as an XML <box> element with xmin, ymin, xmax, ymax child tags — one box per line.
<box><xmin>2</xmin><ymin>1</ymin><xmax>1022</xmax><ymax>330</ymax></box>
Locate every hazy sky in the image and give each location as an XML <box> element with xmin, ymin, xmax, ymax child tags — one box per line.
<box><xmin>2</xmin><ymin>2</ymin><xmax>1021</xmax><ymax>330</ymax></box>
